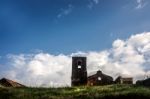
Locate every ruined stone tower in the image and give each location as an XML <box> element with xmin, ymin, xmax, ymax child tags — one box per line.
<box><xmin>71</xmin><ymin>57</ymin><xmax>87</xmax><ymax>86</ymax></box>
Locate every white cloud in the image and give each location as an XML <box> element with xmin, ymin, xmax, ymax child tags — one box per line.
<box><xmin>1</xmin><ymin>32</ymin><xmax>150</xmax><ymax>87</ymax></box>
<box><xmin>88</xmin><ymin>0</ymin><xmax>100</xmax><ymax>9</ymax></box>
<box><xmin>93</xmin><ymin>0</ymin><xmax>99</xmax><ymax>4</ymax></box>
<box><xmin>5</xmin><ymin>53</ymin><xmax>71</xmax><ymax>87</ymax></box>
<box><xmin>136</xmin><ymin>0</ymin><xmax>147</xmax><ymax>9</ymax></box>
<box><xmin>57</xmin><ymin>4</ymin><xmax>73</xmax><ymax>19</ymax></box>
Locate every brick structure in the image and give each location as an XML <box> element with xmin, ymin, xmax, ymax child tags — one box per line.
<box><xmin>87</xmin><ymin>70</ymin><xmax>113</xmax><ymax>86</ymax></box>
<box><xmin>115</xmin><ymin>76</ymin><xmax>133</xmax><ymax>84</ymax></box>
<box><xmin>71</xmin><ymin>57</ymin><xmax>87</xmax><ymax>86</ymax></box>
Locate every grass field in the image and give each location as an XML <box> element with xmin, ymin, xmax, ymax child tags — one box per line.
<box><xmin>0</xmin><ymin>84</ymin><xmax>150</xmax><ymax>99</ymax></box>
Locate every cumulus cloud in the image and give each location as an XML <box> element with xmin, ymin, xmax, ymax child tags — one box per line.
<box><xmin>1</xmin><ymin>32</ymin><xmax>150</xmax><ymax>87</ymax></box>
<box><xmin>136</xmin><ymin>0</ymin><xmax>147</xmax><ymax>9</ymax></box>
<box><xmin>5</xmin><ymin>53</ymin><xmax>71</xmax><ymax>87</ymax></box>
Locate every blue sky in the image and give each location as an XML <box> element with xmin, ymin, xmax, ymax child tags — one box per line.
<box><xmin>0</xmin><ymin>0</ymin><xmax>150</xmax><ymax>56</ymax></box>
<box><xmin>0</xmin><ymin>0</ymin><xmax>150</xmax><ymax>86</ymax></box>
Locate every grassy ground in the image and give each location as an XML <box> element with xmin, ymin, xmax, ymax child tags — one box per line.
<box><xmin>0</xmin><ymin>84</ymin><xmax>150</xmax><ymax>99</ymax></box>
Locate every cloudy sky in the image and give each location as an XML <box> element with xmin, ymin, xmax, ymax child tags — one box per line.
<box><xmin>0</xmin><ymin>0</ymin><xmax>150</xmax><ymax>87</ymax></box>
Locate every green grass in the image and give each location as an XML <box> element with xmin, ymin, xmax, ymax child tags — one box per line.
<box><xmin>0</xmin><ymin>84</ymin><xmax>150</xmax><ymax>99</ymax></box>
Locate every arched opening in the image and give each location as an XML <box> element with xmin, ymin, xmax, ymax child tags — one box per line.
<box><xmin>77</xmin><ymin>60</ymin><xmax>82</xmax><ymax>69</ymax></box>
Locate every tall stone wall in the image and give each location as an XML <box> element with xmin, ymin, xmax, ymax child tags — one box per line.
<box><xmin>71</xmin><ymin>57</ymin><xmax>87</xmax><ymax>86</ymax></box>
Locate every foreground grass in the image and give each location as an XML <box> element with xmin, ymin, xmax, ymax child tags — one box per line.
<box><xmin>0</xmin><ymin>84</ymin><xmax>150</xmax><ymax>99</ymax></box>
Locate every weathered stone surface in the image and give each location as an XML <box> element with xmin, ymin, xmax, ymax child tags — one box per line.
<box><xmin>115</xmin><ymin>76</ymin><xmax>133</xmax><ymax>84</ymax></box>
<box><xmin>87</xmin><ymin>70</ymin><xmax>113</xmax><ymax>86</ymax></box>
<box><xmin>71</xmin><ymin>57</ymin><xmax>87</xmax><ymax>86</ymax></box>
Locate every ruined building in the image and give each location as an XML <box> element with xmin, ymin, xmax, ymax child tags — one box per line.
<box><xmin>71</xmin><ymin>56</ymin><xmax>114</xmax><ymax>86</ymax></box>
<box><xmin>71</xmin><ymin>57</ymin><xmax>87</xmax><ymax>86</ymax></box>
<box><xmin>0</xmin><ymin>78</ymin><xmax>26</xmax><ymax>87</ymax></box>
<box><xmin>71</xmin><ymin>56</ymin><xmax>135</xmax><ymax>86</ymax></box>
<box><xmin>115</xmin><ymin>76</ymin><xmax>133</xmax><ymax>84</ymax></box>
<box><xmin>87</xmin><ymin>70</ymin><xmax>113</xmax><ymax>86</ymax></box>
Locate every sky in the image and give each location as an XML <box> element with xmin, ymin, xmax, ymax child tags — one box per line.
<box><xmin>0</xmin><ymin>0</ymin><xmax>150</xmax><ymax>87</ymax></box>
